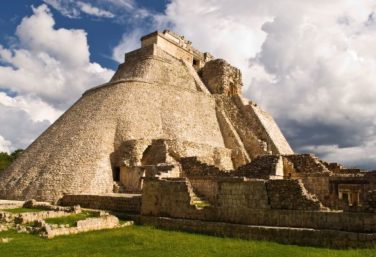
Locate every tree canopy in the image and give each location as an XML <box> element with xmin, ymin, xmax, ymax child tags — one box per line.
<box><xmin>0</xmin><ymin>149</ymin><xmax>23</xmax><ymax>172</ymax></box>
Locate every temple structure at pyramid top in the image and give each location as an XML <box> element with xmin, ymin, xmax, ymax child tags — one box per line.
<box><xmin>141</xmin><ymin>30</ymin><xmax>214</xmax><ymax>70</ymax></box>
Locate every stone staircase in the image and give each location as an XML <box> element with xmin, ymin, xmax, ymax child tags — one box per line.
<box><xmin>185</xmin><ymin>179</ymin><xmax>211</xmax><ymax>209</ymax></box>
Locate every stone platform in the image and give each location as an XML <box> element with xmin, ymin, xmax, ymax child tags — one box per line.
<box><xmin>59</xmin><ymin>194</ymin><xmax>141</xmax><ymax>214</ymax></box>
<box><xmin>138</xmin><ymin>216</ymin><xmax>376</xmax><ymax>249</ymax></box>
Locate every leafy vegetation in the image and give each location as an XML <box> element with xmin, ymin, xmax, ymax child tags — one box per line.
<box><xmin>0</xmin><ymin>149</ymin><xmax>23</xmax><ymax>173</ymax></box>
<box><xmin>45</xmin><ymin>211</ymin><xmax>97</xmax><ymax>227</ymax></box>
<box><xmin>0</xmin><ymin>225</ymin><xmax>375</xmax><ymax>257</ymax></box>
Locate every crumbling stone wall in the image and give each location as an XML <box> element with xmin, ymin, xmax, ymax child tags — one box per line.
<box><xmin>234</xmin><ymin>155</ymin><xmax>283</xmax><ymax>179</ymax></box>
<box><xmin>282</xmin><ymin>154</ymin><xmax>334</xmax><ymax>207</ymax></box>
<box><xmin>363</xmin><ymin>190</ymin><xmax>376</xmax><ymax>212</ymax></box>
<box><xmin>233</xmin><ymin>97</ymin><xmax>294</xmax><ymax>155</ymax></box>
<box><xmin>59</xmin><ymin>194</ymin><xmax>141</xmax><ymax>213</ymax></box>
<box><xmin>301</xmin><ymin>176</ymin><xmax>331</xmax><ymax>207</ymax></box>
<box><xmin>266</xmin><ymin>180</ymin><xmax>322</xmax><ymax>210</ymax></box>
<box><xmin>180</xmin><ymin>157</ymin><xmax>230</xmax><ymax>177</ymax></box>
<box><xmin>38</xmin><ymin>215</ymin><xmax>120</xmax><ymax>239</ymax></box>
<box><xmin>141</xmin><ymin>178</ymin><xmax>208</xmax><ymax>219</ymax></box>
<box><xmin>283</xmin><ymin>154</ymin><xmax>331</xmax><ymax>176</ymax></box>
<box><xmin>141</xmin><ymin>177</ymin><xmax>376</xmax><ymax>233</ymax></box>
<box><xmin>215</xmin><ymin>107</ymin><xmax>251</xmax><ymax>168</ymax></box>
<box><xmin>200</xmin><ymin>59</ymin><xmax>242</xmax><ymax>96</ymax></box>
<box><xmin>188</xmin><ymin>178</ymin><xmax>218</xmax><ymax>203</ymax></box>
<box><xmin>215</xmin><ymin>96</ymin><xmax>268</xmax><ymax>161</ymax></box>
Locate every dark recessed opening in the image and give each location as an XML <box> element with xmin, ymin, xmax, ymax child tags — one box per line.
<box><xmin>193</xmin><ymin>59</ymin><xmax>198</xmax><ymax>66</ymax></box>
<box><xmin>113</xmin><ymin>166</ymin><xmax>120</xmax><ymax>182</ymax></box>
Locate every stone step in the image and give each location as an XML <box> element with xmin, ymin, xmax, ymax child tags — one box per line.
<box><xmin>185</xmin><ymin>179</ymin><xmax>211</xmax><ymax>209</ymax></box>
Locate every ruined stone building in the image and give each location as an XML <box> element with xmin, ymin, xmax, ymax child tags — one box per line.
<box><xmin>1</xmin><ymin>30</ymin><xmax>376</xmax><ymax>248</ymax></box>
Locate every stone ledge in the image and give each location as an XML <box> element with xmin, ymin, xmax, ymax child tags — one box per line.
<box><xmin>59</xmin><ymin>194</ymin><xmax>142</xmax><ymax>214</ymax></box>
<box><xmin>139</xmin><ymin>215</ymin><xmax>376</xmax><ymax>249</ymax></box>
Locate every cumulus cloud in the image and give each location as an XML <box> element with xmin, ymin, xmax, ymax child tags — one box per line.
<box><xmin>112</xmin><ymin>29</ymin><xmax>145</xmax><ymax>62</ymax></box>
<box><xmin>0</xmin><ymin>136</ymin><xmax>11</xmax><ymax>153</ymax></box>
<box><xmin>0</xmin><ymin>4</ymin><xmax>113</xmax><ymax>151</ymax></box>
<box><xmin>118</xmin><ymin>0</ymin><xmax>375</xmax><ymax>169</ymax></box>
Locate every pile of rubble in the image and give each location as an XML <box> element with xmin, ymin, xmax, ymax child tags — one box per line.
<box><xmin>0</xmin><ymin>199</ymin><xmax>128</xmax><ymax>239</ymax></box>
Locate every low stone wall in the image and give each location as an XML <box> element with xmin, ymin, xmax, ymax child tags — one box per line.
<box><xmin>39</xmin><ymin>215</ymin><xmax>120</xmax><ymax>239</ymax></box>
<box><xmin>23</xmin><ymin>199</ymin><xmax>80</xmax><ymax>212</ymax></box>
<box><xmin>15</xmin><ymin>210</ymin><xmax>78</xmax><ymax>224</ymax></box>
<box><xmin>0</xmin><ymin>200</ymin><xmax>24</xmax><ymax>210</ymax></box>
<box><xmin>139</xmin><ymin>216</ymin><xmax>376</xmax><ymax>249</ymax></box>
<box><xmin>59</xmin><ymin>194</ymin><xmax>141</xmax><ymax>213</ymax></box>
<box><xmin>141</xmin><ymin>178</ymin><xmax>207</xmax><ymax>219</ymax></box>
<box><xmin>141</xmin><ymin>178</ymin><xmax>376</xmax><ymax>233</ymax></box>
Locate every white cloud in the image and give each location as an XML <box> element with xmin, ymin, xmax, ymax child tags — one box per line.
<box><xmin>42</xmin><ymin>0</ymin><xmax>80</xmax><ymax>18</ymax></box>
<box><xmin>302</xmin><ymin>141</ymin><xmax>376</xmax><ymax>169</ymax></box>
<box><xmin>0</xmin><ymin>93</ymin><xmax>61</xmax><ymax>123</ymax></box>
<box><xmin>77</xmin><ymin>2</ymin><xmax>115</xmax><ymax>18</ymax></box>
<box><xmin>101</xmin><ymin>0</ymin><xmax>135</xmax><ymax>10</ymax></box>
<box><xmin>112</xmin><ymin>29</ymin><xmax>143</xmax><ymax>62</ymax></box>
<box><xmin>0</xmin><ymin>5</ymin><xmax>113</xmax><ymax>109</ymax></box>
<box><xmin>0</xmin><ymin>136</ymin><xmax>11</xmax><ymax>153</ymax></box>
<box><xmin>43</xmin><ymin>0</ymin><xmax>151</xmax><ymax>22</ymax></box>
<box><xmin>0</xmin><ymin>4</ymin><xmax>113</xmax><ymax>151</ymax></box>
<box><xmin>0</xmin><ymin>103</ymin><xmax>50</xmax><ymax>152</ymax></box>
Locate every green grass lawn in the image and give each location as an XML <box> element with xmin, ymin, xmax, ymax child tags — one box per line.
<box><xmin>1</xmin><ymin>208</ymin><xmax>44</xmax><ymax>214</ymax></box>
<box><xmin>45</xmin><ymin>211</ymin><xmax>97</xmax><ymax>227</ymax></box>
<box><xmin>0</xmin><ymin>225</ymin><xmax>375</xmax><ymax>257</ymax></box>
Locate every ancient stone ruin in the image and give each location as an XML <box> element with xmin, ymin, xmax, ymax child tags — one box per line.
<box><xmin>0</xmin><ymin>199</ymin><xmax>124</xmax><ymax>239</ymax></box>
<box><xmin>1</xmin><ymin>30</ymin><xmax>376</xmax><ymax>248</ymax></box>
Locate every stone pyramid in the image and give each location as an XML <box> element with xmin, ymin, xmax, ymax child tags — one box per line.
<box><xmin>0</xmin><ymin>30</ymin><xmax>293</xmax><ymax>201</ymax></box>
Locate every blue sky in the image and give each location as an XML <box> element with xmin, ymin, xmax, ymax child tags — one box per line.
<box><xmin>1</xmin><ymin>0</ymin><xmax>376</xmax><ymax>169</ymax></box>
<box><xmin>0</xmin><ymin>0</ymin><xmax>168</xmax><ymax>70</ymax></box>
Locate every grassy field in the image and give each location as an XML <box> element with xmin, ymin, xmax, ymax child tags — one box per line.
<box><xmin>1</xmin><ymin>208</ymin><xmax>44</xmax><ymax>214</ymax></box>
<box><xmin>0</xmin><ymin>225</ymin><xmax>376</xmax><ymax>257</ymax></box>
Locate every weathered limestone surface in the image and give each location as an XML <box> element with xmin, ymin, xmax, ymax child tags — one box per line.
<box><xmin>0</xmin><ymin>44</ymin><xmax>227</xmax><ymax>201</ymax></box>
<box><xmin>266</xmin><ymin>179</ymin><xmax>323</xmax><ymax>210</ymax></box>
<box><xmin>15</xmin><ymin>211</ymin><xmax>77</xmax><ymax>224</ymax></box>
<box><xmin>0</xmin><ymin>31</ymin><xmax>294</xmax><ymax>201</ymax></box>
<box><xmin>59</xmin><ymin>194</ymin><xmax>141</xmax><ymax>213</ymax></box>
<box><xmin>141</xmin><ymin>178</ymin><xmax>376</xmax><ymax>233</ymax></box>
<box><xmin>200</xmin><ymin>59</ymin><xmax>242</xmax><ymax>95</ymax></box>
<box><xmin>234</xmin><ymin>155</ymin><xmax>283</xmax><ymax>179</ymax></box>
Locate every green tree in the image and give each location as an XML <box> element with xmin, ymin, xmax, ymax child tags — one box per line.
<box><xmin>0</xmin><ymin>149</ymin><xmax>23</xmax><ymax>173</ymax></box>
<box><xmin>11</xmin><ymin>149</ymin><xmax>24</xmax><ymax>160</ymax></box>
<box><xmin>0</xmin><ymin>152</ymin><xmax>12</xmax><ymax>172</ymax></box>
